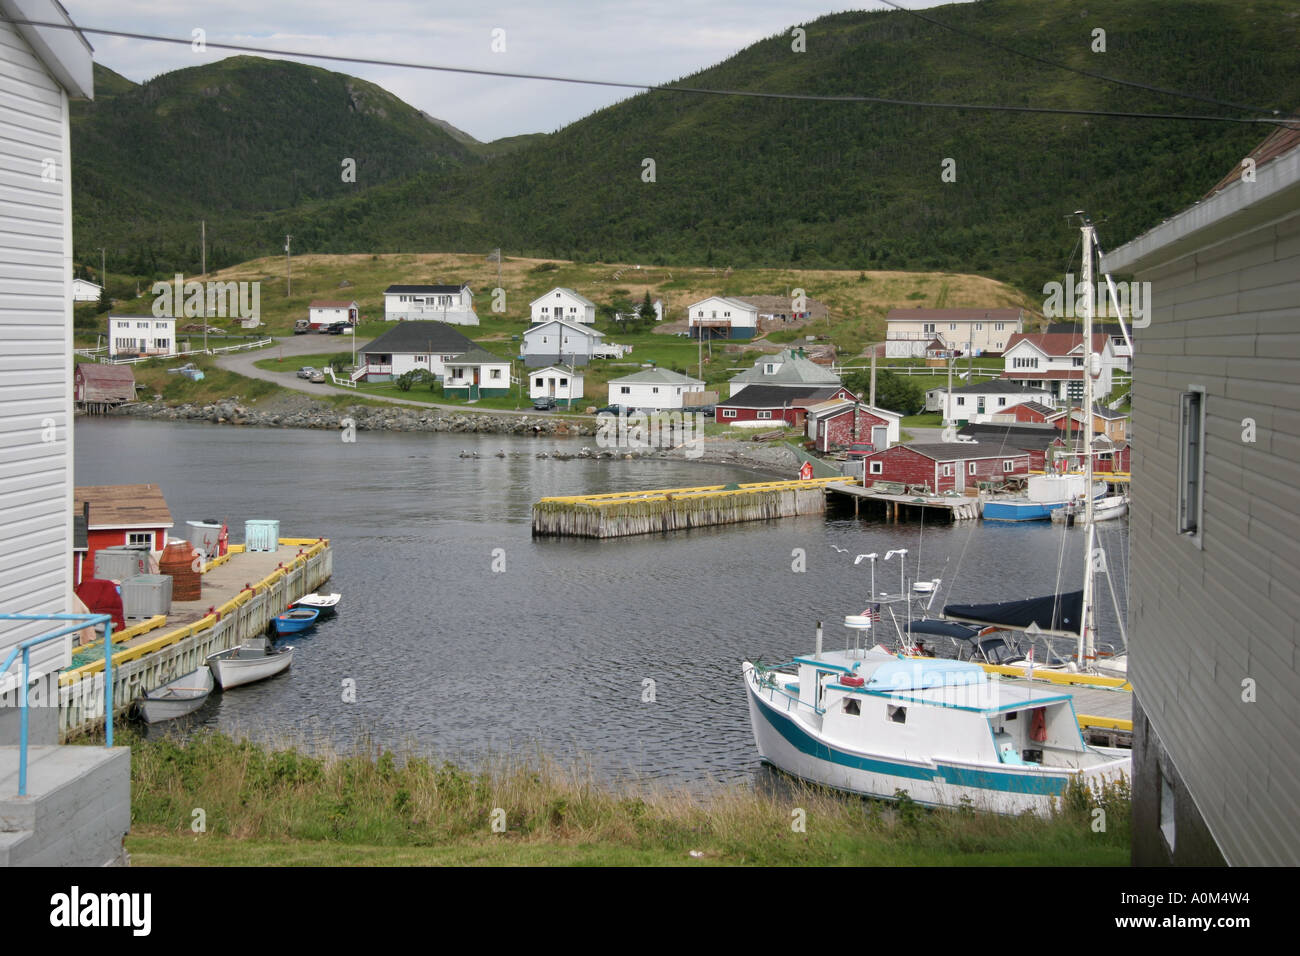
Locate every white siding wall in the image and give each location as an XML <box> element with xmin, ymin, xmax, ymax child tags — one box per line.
<box><xmin>1126</xmin><ymin>206</ymin><xmax>1300</xmax><ymax>866</ymax></box>
<box><xmin>0</xmin><ymin>18</ymin><xmax>74</xmax><ymax>677</ymax></box>
<box><xmin>687</xmin><ymin>297</ymin><xmax>757</xmax><ymax>331</ymax></box>
<box><xmin>522</xmin><ymin>322</ymin><xmax>596</xmax><ymax>360</ymax></box>
<box><xmin>610</xmin><ymin>381</ymin><xmax>701</xmax><ymax>411</ymax></box>
<box><xmin>530</xmin><ymin>290</ymin><xmax>595</xmax><ymax>325</ymax></box>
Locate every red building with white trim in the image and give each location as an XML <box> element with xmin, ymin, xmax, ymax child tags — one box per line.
<box><xmin>73</xmin><ymin>484</ymin><xmax>173</xmax><ymax>585</ymax></box>
<box><xmin>860</xmin><ymin>443</ymin><xmax>1030</xmax><ymax>493</ymax></box>
<box><xmin>716</xmin><ymin>384</ymin><xmax>855</xmax><ymax>428</ymax></box>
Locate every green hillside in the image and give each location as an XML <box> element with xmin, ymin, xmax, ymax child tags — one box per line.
<box><xmin>73</xmin><ymin>0</ymin><xmax>1300</xmax><ymax>295</ymax></box>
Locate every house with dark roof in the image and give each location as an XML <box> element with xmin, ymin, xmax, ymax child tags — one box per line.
<box><xmin>957</xmin><ymin>422</ymin><xmax>1063</xmax><ymax>471</ymax></box>
<box><xmin>859</xmin><ymin>442</ymin><xmax>1029</xmax><ymax>492</ymax></box>
<box><xmin>1045</xmin><ymin>403</ymin><xmax>1129</xmax><ymax>441</ymax></box>
<box><xmin>716</xmin><ymin>384</ymin><xmax>854</xmax><ymax>429</ymax></box>
<box><xmin>991</xmin><ymin>400</ymin><xmax>1055</xmax><ymax>424</ymax></box>
<box><xmin>74</xmin><ymin>363</ymin><xmax>135</xmax><ymax>409</ymax></box>
<box><xmin>442</xmin><ymin>347</ymin><xmax>513</xmax><ymax>400</ymax></box>
<box><xmin>383</xmin><ymin>283</ymin><xmax>476</xmax><ymax>324</ymax></box>
<box><xmin>359</xmin><ymin>321</ymin><xmax>479</xmax><ymax>382</ymax></box>
<box><xmin>727</xmin><ymin>348</ymin><xmax>841</xmax><ymax>397</ymax></box>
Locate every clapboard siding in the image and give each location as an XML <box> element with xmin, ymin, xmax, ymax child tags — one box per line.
<box><xmin>1114</xmin><ymin>174</ymin><xmax>1300</xmax><ymax>864</ymax></box>
<box><xmin>0</xmin><ymin>14</ymin><xmax>76</xmax><ymax>681</ymax></box>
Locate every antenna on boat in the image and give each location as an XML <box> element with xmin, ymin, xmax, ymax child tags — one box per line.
<box><xmin>1074</xmin><ymin>211</ymin><xmax>1100</xmax><ymax>674</ymax></box>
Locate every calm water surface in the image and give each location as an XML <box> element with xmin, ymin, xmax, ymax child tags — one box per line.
<box><xmin>75</xmin><ymin>419</ymin><xmax>1128</xmax><ymax>787</ymax></box>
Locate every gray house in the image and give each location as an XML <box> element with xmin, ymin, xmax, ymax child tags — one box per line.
<box><xmin>1101</xmin><ymin>125</ymin><xmax>1300</xmax><ymax>866</ymax></box>
<box><xmin>1</xmin><ymin>0</ymin><xmax>131</xmax><ymax>866</ymax></box>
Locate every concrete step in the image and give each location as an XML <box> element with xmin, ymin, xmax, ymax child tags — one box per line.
<box><xmin>0</xmin><ymin>745</ymin><xmax>130</xmax><ymax>867</ymax></box>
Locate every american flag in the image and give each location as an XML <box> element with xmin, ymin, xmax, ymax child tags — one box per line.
<box><xmin>861</xmin><ymin>604</ymin><xmax>881</xmax><ymax>624</ymax></box>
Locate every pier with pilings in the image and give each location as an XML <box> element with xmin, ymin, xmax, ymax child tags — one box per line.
<box><xmin>532</xmin><ymin>477</ymin><xmax>841</xmax><ymax>538</ymax></box>
<box><xmin>824</xmin><ymin>482</ymin><xmax>981</xmax><ymax>521</ymax></box>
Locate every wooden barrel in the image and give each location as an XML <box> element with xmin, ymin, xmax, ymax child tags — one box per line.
<box><xmin>159</xmin><ymin>540</ymin><xmax>201</xmax><ymax>600</ymax></box>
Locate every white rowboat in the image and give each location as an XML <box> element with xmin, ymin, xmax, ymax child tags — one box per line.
<box><xmin>139</xmin><ymin>666</ymin><xmax>214</xmax><ymax>723</ymax></box>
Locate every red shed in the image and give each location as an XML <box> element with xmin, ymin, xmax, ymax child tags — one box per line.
<box><xmin>806</xmin><ymin>400</ymin><xmax>892</xmax><ymax>453</ymax></box>
<box><xmin>717</xmin><ymin>384</ymin><xmax>854</xmax><ymax>428</ymax></box>
<box><xmin>73</xmin><ymin>484</ymin><xmax>173</xmax><ymax>585</ymax></box>
<box><xmin>861</xmin><ymin>443</ymin><xmax>1030</xmax><ymax>493</ymax></box>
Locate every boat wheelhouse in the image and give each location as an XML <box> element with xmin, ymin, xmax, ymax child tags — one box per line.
<box><xmin>743</xmin><ymin>646</ymin><xmax>1128</xmax><ymax>814</ymax></box>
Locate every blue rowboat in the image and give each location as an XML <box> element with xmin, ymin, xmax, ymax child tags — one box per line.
<box><xmin>274</xmin><ymin>607</ymin><xmax>319</xmax><ymax>635</ymax></box>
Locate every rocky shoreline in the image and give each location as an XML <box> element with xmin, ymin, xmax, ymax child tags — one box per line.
<box><xmin>103</xmin><ymin>396</ymin><xmax>799</xmax><ymax>477</ymax></box>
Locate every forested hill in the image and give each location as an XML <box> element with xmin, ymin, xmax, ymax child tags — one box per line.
<box><xmin>73</xmin><ymin>0</ymin><xmax>1300</xmax><ymax>293</ymax></box>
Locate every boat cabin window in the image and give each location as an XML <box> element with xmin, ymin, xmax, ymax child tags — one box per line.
<box><xmin>887</xmin><ymin>705</ymin><xmax>906</xmax><ymax>723</ymax></box>
<box><xmin>842</xmin><ymin>699</ymin><xmax>860</xmax><ymax>716</ymax></box>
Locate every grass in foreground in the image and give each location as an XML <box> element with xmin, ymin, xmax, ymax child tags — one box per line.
<box><xmin>121</xmin><ymin>730</ymin><xmax>1129</xmax><ymax>866</ymax></box>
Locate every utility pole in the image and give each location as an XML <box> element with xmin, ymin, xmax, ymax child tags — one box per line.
<box><xmin>96</xmin><ymin>247</ymin><xmax>106</xmax><ymax>302</ymax></box>
<box><xmin>284</xmin><ymin>235</ymin><xmax>293</xmax><ymax>297</ymax></box>
<box><xmin>870</xmin><ymin>348</ymin><xmax>878</xmax><ymax>408</ymax></box>
<box><xmin>200</xmin><ymin>220</ymin><xmax>206</xmax><ymax>277</ymax></box>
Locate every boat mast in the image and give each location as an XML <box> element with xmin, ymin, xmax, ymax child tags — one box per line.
<box><xmin>1079</xmin><ymin>214</ymin><xmax>1098</xmax><ymax>672</ymax></box>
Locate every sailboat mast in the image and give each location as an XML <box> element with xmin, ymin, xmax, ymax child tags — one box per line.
<box><xmin>1080</xmin><ymin>218</ymin><xmax>1098</xmax><ymax>671</ymax></box>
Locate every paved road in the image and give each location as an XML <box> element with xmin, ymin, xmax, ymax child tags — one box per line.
<box><xmin>214</xmin><ymin>334</ymin><xmax>549</xmax><ymax>416</ymax></box>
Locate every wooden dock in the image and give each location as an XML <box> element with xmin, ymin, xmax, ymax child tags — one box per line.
<box><xmin>533</xmin><ymin>477</ymin><xmax>841</xmax><ymax>538</ymax></box>
<box><xmin>824</xmin><ymin>482</ymin><xmax>981</xmax><ymax>521</ymax></box>
<box><xmin>57</xmin><ymin>537</ymin><xmax>332</xmax><ymax>737</ymax></box>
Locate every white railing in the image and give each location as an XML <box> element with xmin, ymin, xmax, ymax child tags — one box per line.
<box><xmin>74</xmin><ymin>345</ymin><xmax>108</xmax><ymax>357</ymax></box>
<box><xmin>99</xmin><ymin>337</ymin><xmax>273</xmax><ymax>364</ymax></box>
<box><xmin>326</xmin><ymin>367</ymin><xmax>357</xmax><ymax>388</ymax></box>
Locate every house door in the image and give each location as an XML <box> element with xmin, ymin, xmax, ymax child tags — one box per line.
<box><xmin>872</xmin><ymin>425</ymin><xmax>888</xmax><ymax>451</ymax></box>
<box><xmin>547</xmin><ymin>377</ymin><xmax>556</xmax><ymax>397</ymax></box>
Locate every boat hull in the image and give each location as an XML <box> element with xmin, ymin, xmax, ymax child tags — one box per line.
<box><xmin>743</xmin><ymin>664</ymin><xmax>1125</xmax><ymax>816</ymax></box>
<box><xmin>207</xmin><ymin>646</ymin><xmax>294</xmax><ymax>689</ymax></box>
<box><xmin>274</xmin><ymin>608</ymin><xmax>319</xmax><ymax>635</ymax></box>
<box><xmin>982</xmin><ymin>499</ymin><xmax>1065</xmax><ymax>522</ymax></box>
<box><xmin>140</xmin><ymin>666</ymin><xmax>214</xmax><ymax>723</ymax></box>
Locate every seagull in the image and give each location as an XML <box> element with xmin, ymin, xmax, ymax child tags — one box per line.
<box><xmin>830</xmin><ymin>546</ymin><xmax>848</xmax><ymax>553</ymax></box>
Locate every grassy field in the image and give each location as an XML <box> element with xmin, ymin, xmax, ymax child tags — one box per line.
<box><xmin>115</xmin><ymin>730</ymin><xmax>1129</xmax><ymax>867</ymax></box>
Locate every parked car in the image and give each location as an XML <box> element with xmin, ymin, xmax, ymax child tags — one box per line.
<box><xmin>326</xmin><ymin>322</ymin><xmax>353</xmax><ymax>335</ymax></box>
<box><xmin>595</xmin><ymin>404</ymin><xmax>625</xmax><ymax>416</ymax></box>
<box><xmin>690</xmin><ymin>404</ymin><xmax>716</xmax><ymax>418</ymax></box>
<box><xmin>533</xmin><ymin>396</ymin><xmax>557</xmax><ymax>411</ymax></box>
<box><xmin>293</xmin><ymin>319</ymin><xmax>310</xmax><ymax>334</ymax></box>
<box><xmin>309</xmin><ymin>369</ymin><xmax>326</xmax><ymax>383</ymax></box>
<box><xmin>296</xmin><ymin>366</ymin><xmax>316</xmax><ymax>379</ymax></box>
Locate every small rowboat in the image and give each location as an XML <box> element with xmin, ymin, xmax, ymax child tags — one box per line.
<box><xmin>289</xmin><ymin>592</ymin><xmax>340</xmax><ymax>617</ymax></box>
<box><xmin>206</xmin><ymin>641</ymin><xmax>294</xmax><ymax>689</ymax></box>
<box><xmin>139</xmin><ymin>666</ymin><xmax>214</xmax><ymax>723</ymax></box>
<box><xmin>274</xmin><ymin>607</ymin><xmax>319</xmax><ymax>635</ymax></box>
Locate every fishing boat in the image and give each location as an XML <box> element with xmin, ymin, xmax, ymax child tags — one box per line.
<box><xmin>206</xmin><ymin>639</ymin><xmax>294</xmax><ymax>689</ymax></box>
<box><xmin>289</xmin><ymin>592</ymin><xmax>340</xmax><ymax>617</ymax></box>
<box><xmin>742</xmin><ymin>637</ymin><xmax>1129</xmax><ymax>814</ymax></box>
<box><xmin>139</xmin><ymin>666</ymin><xmax>214</xmax><ymax>723</ymax></box>
<box><xmin>1051</xmin><ymin>492</ymin><xmax>1128</xmax><ymax>525</ymax></box>
<box><xmin>274</xmin><ymin>606</ymin><xmax>319</xmax><ymax>635</ymax></box>
<box><xmin>982</xmin><ymin>475</ymin><xmax>1107</xmax><ymax>522</ymax></box>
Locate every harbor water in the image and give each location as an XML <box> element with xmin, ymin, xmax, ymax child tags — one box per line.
<box><xmin>75</xmin><ymin>419</ymin><xmax>1129</xmax><ymax>787</ymax></box>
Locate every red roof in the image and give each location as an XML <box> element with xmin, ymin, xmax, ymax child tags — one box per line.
<box><xmin>1004</xmin><ymin>332</ymin><xmax>1109</xmax><ymax>356</ymax></box>
<box><xmin>1205</xmin><ymin>121</ymin><xmax>1300</xmax><ymax>198</ymax></box>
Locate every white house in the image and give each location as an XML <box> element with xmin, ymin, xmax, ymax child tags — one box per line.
<box><xmin>935</xmin><ymin>379</ymin><xmax>1056</xmax><ymax>424</ymax></box>
<box><xmin>885</xmin><ymin>308</ymin><xmax>1025</xmax><ymax>358</ymax></box>
<box><xmin>442</xmin><ymin>347</ymin><xmax>512</xmax><ymax>400</ymax></box>
<box><xmin>108</xmin><ymin>314</ymin><xmax>176</xmax><ymax>358</ymax></box>
<box><xmin>359</xmin><ymin>320</ymin><xmax>479</xmax><ymax>382</ymax></box>
<box><xmin>530</xmin><ymin>287</ymin><xmax>597</xmax><ymax>325</ymax></box>
<box><xmin>686</xmin><ymin>296</ymin><xmax>759</xmax><ymax>339</ymax></box>
<box><xmin>607</xmin><ymin>368</ymin><xmax>705</xmax><ymax>411</ymax></box>
<box><xmin>309</xmin><ymin>299</ymin><xmax>358</xmax><ymax>327</ymax></box>
<box><xmin>72</xmin><ymin>277</ymin><xmax>101</xmax><ymax>301</ymax></box>
<box><xmin>384</xmin><ymin>284</ymin><xmax>477</xmax><ymax>324</ymax></box>
<box><xmin>614</xmin><ymin>298</ymin><xmax>663</xmax><ymax>323</ymax></box>
<box><xmin>530</xmin><ymin>365</ymin><xmax>583</xmax><ymax>407</ymax></box>
<box><xmin>999</xmin><ymin>332</ymin><xmax>1120</xmax><ymax>404</ymax></box>
<box><xmin>522</xmin><ymin>318</ymin><xmax>604</xmax><ymax>367</ymax></box>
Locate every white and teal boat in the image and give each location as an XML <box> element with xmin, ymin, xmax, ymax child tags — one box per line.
<box><xmin>981</xmin><ymin>474</ymin><xmax>1107</xmax><ymax>522</ymax></box>
<box><xmin>742</xmin><ymin>640</ymin><xmax>1129</xmax><ymax>815</ymax></box>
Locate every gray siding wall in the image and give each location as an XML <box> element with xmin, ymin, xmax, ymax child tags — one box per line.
<box><xmin>1129</xmin><ymin>207</ymin><xmax>1300</xmax><ymax>865</ymax></box>
<box><xmin>0</xmin><ymin>18</ymin><xmax>74</xmax><ymax>690</ymax></box>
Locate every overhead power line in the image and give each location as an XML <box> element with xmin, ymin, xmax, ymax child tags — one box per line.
<box><xmin>870</xmin><ymin>0</ymin><xmax>1284</xmax><ymax>117</ymax></box>
<box><xmin>5</xmin><ymin>17</ymin><xmax>1294</xmax><ymax>126</ymax></box>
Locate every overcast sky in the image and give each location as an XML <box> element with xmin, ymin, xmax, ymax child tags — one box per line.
<box><xmin>65</xmin><ymin>1</ymin><xmax>955</xmax><ymax>141</ymax></box>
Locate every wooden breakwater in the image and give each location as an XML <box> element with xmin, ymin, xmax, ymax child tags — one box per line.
<box><xmin>57</xmin><ymin>537</ymin><xmax>332</xmax><ymax>738</ymax></box>
<box><xmin>533</xmin><ymin>478</ymin><xmax>841</xmax><ymax>538</ymax></box>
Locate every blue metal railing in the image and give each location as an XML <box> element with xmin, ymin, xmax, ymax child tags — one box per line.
<box><xmin>1</xmin><ymin>613</ymin><xmax>114</xmax><ymax>796</ymax></box>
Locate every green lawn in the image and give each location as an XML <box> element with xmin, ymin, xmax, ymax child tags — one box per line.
<box><xmin>900</xmin><ymin>411</ymin><xmax>943</xmax><ymax>428</ymax></box>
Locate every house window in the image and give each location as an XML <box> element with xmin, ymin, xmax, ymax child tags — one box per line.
<box><xmin>995</xmin><ymin>323</ymin><xmax>1005</xmax><ymax>331</ymax></box>
<box><xmin>870</xmin><ymin>461</ymin><xmax>883</xmax><ymax>475</ymax></box>
<box><xmin>652</xmin><ymin>387</ymin><xmax>660</xmax><ymax>394</ymax></box>
<box><xmin>416</xmin><ymin>355</ymin><xmax>426</xmax><ymax>362</ymax></box>
<box><xmin>757</xmin><ymin>410</ymin><xmax>772</xmax><ymax>420</ymax></box>
<box><xmin>1003</xmin><ymin>460</ymin><xmax>1015</xmax><ymax>473</ymax></box>
<box><xmin>997</xmin><ymin>397</ymin><xmax>1006</xmax><ymax>406</ymax></box>
<box><xmin>722</xmin><ymin>409</ymin><xmax>737</xmax><ymax>418</ymax></box>
<box><xmin>923</xmin><ymin>323</ymin><xmax>935</xmax><ymax>334</ymax></box>
<box><xmin>949</xmin><ymin>323</ymin><xmax>957</xmax><ymax>331</ymax></box>
<box><xmin>490</xmin><ymin>369</ymin><xmax>501</xmax><ymax>380</ymax></box>
<box><xmin>559</xmin><ymin>378</ymin><xmax>568</xmax><ymax>387</ymax></box>
<box><xmin>764</xmin><ymin>364</ymin><xmax>777</xmax><ymax>374</ymax></box>
<box><xmin>975</xmin><ymin>323</ymin><xmax>983</xmax><ymax>331</ymax></box>
<box><xmin>127</xmin><ymin>532</ymin><xmax>152</xmax><ymax>547</ymax></box>
<box><xmin>968</xmin><ymin>461</ymin><xmax>977</xmax><ymax>475</ymax></box>
<box><xmin>941</xmin><ymin>464</ymin><xmax>952</xmax><ymax>477</ymax></box>
<box><xmin>1177</xmin><ymin>388</ymin><xmax>1206</xmax><ymax>543</ymax></box>
<box><xmin>620</xmin><ymin>386</ymin><xmax>631</xmax><ymax>395</ymax></box>
<box><xmin>956</xmin><ymin>397</ymin><xmax>965</xmax><ymax>406</ymax></box>
<box><xmin>534</xmin><ymin>377</ymin><xmax>544</xmax><ymax>387</ymax></box>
